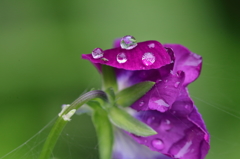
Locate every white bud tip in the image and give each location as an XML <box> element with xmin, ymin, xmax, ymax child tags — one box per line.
<box><xmin>58</xmin><ymin>104</ymin><xmax>70</xmax><ymax>117</ymax></box>
<box><xmin>62</xmin><ymin>109</ymin><xmax>76</xmax><ymax>121</ymax></box>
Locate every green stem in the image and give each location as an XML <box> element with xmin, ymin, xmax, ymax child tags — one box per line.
<box><xmin>38</xmin><ymin>90</ymin><xmax>107</xmax><ymax>159</ymax></box>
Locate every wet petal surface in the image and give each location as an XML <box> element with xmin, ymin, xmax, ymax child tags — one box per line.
<box><xmin>82</xmin><ymin>41</ymin><xmax>171</xmax><ymax>71</ymax></box>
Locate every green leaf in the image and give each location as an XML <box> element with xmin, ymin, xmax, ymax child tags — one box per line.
<box><xmin>116</xmin><ymin>81</ymin><xmax>155</xmax><ymax>107</ymax></box>
<box><xmin>89</xmin><ymin>101</ymin><xmax>114</xmax><ymax>159</ymax></box>
<box><xmin>108</xmin><ymin>106</ymin><xmax>157</xmax><ymax>137</ymax></box>
<box><xmin>101</xmin><ymin>65</ymin><xmax>118</xmax><ymax>92</ymax></box>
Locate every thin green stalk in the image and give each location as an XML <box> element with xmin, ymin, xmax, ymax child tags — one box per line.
<box><xmin>38</xmin><ymin>90</ymin><xmax>107</xmax><ymax>159</ymax></box>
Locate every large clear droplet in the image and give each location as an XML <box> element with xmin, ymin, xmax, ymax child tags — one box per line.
<box><xmin>142</xmin><ymin>52</ymin><xmax>155</xmax><ymax>66</ymax></box>
<box><xmin>152</xmin><ymin>139</ymin><xmax>164</xmax><ymax>150</ymax></box>
<box><xmin>116</xmin><ymin>52</ymin><xmax>127</xmax><ymax>63</ymax></box>
<box><xmin>92</xmin><ymin>48</ymin><xmax>104</xmax><ymax>59</ymax></box>
<box><xmin>120</xmin><ymin>35</ymin><xmax>137</xmax><ymax>50</ymax></box>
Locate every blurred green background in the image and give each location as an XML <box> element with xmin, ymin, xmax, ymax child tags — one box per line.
<box><xmin>1</xmin><ymin>0</ymin><xmax>240</xmax><ymax>159</ymax></box>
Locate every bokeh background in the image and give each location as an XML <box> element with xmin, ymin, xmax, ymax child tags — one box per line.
<box><xmin>1</xmin><ymin>0</ymin><xmax>240</xmax><ymax>159</ymax></box>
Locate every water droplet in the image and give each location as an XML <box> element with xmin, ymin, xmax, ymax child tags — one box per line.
<box><xmin>174</xmin><ymin>82</ymin><xmax>180</xmax><ymax>88</ymax></box>
<box><xmin>154</xmin><ymin>99</ymin><xmax>169</xmax><ymax>112</ymax></box>
<box><xmin>160</xmin><ymin>119</ymin><xmax>172</xmax><ymax>131</ymax></box>
<box><xmin>101</xmin><ymin>58</ymin><xmax>109</xmax><ymax>62</ymax></box>
<box><xmin>142</xmin><ymin>52</ymin><xmax>155</xmax><ymax>66</ymax></box>
<box><xmin>147</xmin><ymin>116</ymin><xmax>155</xmax><ymax>124</ymax></box>
<box><xmin>152</xmin><ymin>139</ymin><xmax>164</xmax><ymax>150</ymax></box>
<box><xmin>165</xmin><ymin>80</ymin><xmax>168</xmax><ymax>83</ymax></box>
<box><xmin>116</xmin><ymin>52</ymin><xmax>127</xmax><ymax>63</ymax></box>
<box><xmin>92</xmin><ymin>48</ymin><xmax>104</xmax><ymax>59</ymax></box>
<box><xmin>139</xmin><ymin>101</ymin><xmax>144</xmax><ymax>107</ymax></box>
<box><xmin>157</xmin><ymin>79</ymin><xmax>162</xmax><ymax>82</ymax></box>
<box><xmin>170</xmin><ymin>70</ymin><xmax>174</xmax><ymax>75</ymax></box>
<box><xmin>120</xmin><ymin>35</ymin><xmax>137</xmax><ymax>50</ymax></box>
<box><xmin>148</xmin><ymin>43</ymin><xmax>155</xmax><ymax>48</ymax></box>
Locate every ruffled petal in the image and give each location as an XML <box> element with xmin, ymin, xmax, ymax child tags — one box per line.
<box><xmin>131</xmin><ymin>71</ymin><xmax>185</xmax><ymax>112</ymax></box>
<box><xmin>82</xmin><ymin>41</ymin><xmax>171</xmax><ymax>71</ymax></box>
<box><xmin>163</xmin><ymin>44</ymin><xmax>202</xmax><ymax>86</ymax></box>
<box><xmin>129</xmin><ymin>86</ymin><xmax>209</xmax><ymax>159</ymax></box>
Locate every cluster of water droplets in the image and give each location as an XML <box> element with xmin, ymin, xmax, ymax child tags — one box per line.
<box><xmin>143</xmin><ymin>116</ymin><xmax>173</xmax><ymax>151</ymax></box>
<box><xmin>91</xmin><ymin>35</ymin><xmax>159</xmax><ymax>66</ymax></box>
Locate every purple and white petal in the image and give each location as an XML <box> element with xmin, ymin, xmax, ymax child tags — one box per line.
<box><xmin>113</xmin><ymin>128</ymin><xmax>171</xmax><ymax>159</ymax></box>
<box><xmin>131</xmin><ymin>71</ymin><xmax>185</xmax><ymax>112</ymax></box>
<box><xmin>129</xmin><ymin>86</ymin><xmax>209</xmax><ymax>159</ymax></box>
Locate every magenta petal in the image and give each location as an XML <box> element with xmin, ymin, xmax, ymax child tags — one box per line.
<box><xmin>82</xmin><ymin>41</ymin><xmax>171</xmax><ymax>71</ymax></box>
<box><xmin>129</xmin><ymin>86</ymin><xmax>209</xmax><ymax>159</ymax></box>
<box><xmin>131</xmin><ymin>71</ymin><xmax>185</xmax><ymax>112</ymax></box>
<box><xmin>163</xmin><ymin>44</ymin><xmax>202</xmax><ymax>86</ymax></box>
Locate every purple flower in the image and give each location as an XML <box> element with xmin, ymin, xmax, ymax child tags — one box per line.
<box><xmin>82</xmin><ymin>37</ymin><xmax>210</xmax><ymax>159</ymax></box>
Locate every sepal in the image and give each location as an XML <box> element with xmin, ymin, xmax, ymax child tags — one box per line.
<box><xmin>116</xmin><ymin>81</ymin><xmax>155</xmax><ymax>107</ymax></box>
<box><xmin>108</xmin><ymin>106</ymin><xmax>157</xmax><ymax>137</ymax></box>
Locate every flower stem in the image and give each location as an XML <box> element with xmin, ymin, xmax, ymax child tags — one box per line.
<box><xmin>38</xmin><ymin>90</ymin><xmax>108</xmax><ymax>159</ymax></box>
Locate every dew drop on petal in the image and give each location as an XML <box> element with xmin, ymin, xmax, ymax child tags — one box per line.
<box><xmin>142</xmin><ymin>52</ymin><xmax>155</xmax><ymax>66</ymax></box>
<box><xmin>139</xmin><ymin>101</ymin><xmax>144</xmax><ymax>107</ymax></box>
<box><xmin>147</xmin><ymin>116</ymin><xmax>155</xmax><ymax>124</ymax></box>
<box><xmin>120</xmin><ymin>35</ymin><xmax>137</xmax><ymax>50</ymax></box>
<box><xmin>116</xmin><ymin>52</ymin><xmax>127</xmax><ymax>63</ymax></box>
<box><xmin>148</xmin><ymin>43</ymin><xmax>155</xmax><ymax>48</ymax></box>
<box><xmin>174</xmin><ymin>82</ymin><xmax>180</xmax><ymax>88</ymax></box>
<box><xmin>160</xmin><ymin>119</ymin><xmax>172</xmax><ymax>131</ymax></box>
<box><xmin>152</xmin><ymin>139</ymin><xmax>164</xmax><ymax>150</ymax></box>
<box><xmin>92</xmin><ymin>48</ymin><xmax>104</xmax><ymax>59</ymax></box>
